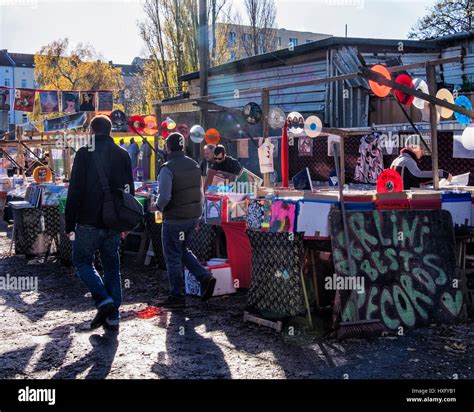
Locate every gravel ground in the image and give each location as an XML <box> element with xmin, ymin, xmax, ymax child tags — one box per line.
<box><xmin>0</xmin><ymin>224</ymin><xmax>473</xmax><ymax>380</ymax></box>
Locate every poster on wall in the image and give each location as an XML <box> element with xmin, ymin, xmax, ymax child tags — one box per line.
<box><xmin>0</xmin><ymin>89</ymin><xmax>11</xmax><ymax>111</ymax></box>
<box><xmin>97</xmin><ymin>91</ymin><xmax>114</xmax><ymax>112</ymax></box>
<box><xmin>453</xmin><ymin>132</ymin><xmax>474</xmax><ymax>159</ymax></box>
<box><xmin>14</xmin><ymin>89</ymin><xmax>35</xmax><ymax>112</ymax></box>
<box><xmin>61</xmin><ymin>92</ymin><xmax>80</xmax><ymax>114</ymax></box>
<box><xmin>79</xmin><ymin>92</ymin><xmax>96</xmax><ymax>112</ymax></box>
<box><xmin>44</xmin><ymin>112</ymin><xmax>87</xmax><ymax>132</ymax></box>
<box><xmin>40</xmin><ymin>91</ymin><xmax>59</xmax><ymax>113</ymax></box>
<box><xmin>298</xmin><ymin>135</ymin><xmax>313</xmax><ymax>156</ymax></box>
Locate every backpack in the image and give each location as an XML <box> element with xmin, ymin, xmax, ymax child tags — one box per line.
<box><xmin>92</xmin><ymin>151</ymin><xmax>144</xmax><ymax>232</ymax></box>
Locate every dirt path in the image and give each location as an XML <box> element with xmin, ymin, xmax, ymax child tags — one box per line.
<box><xmin>0</xmin><ymin>225</ymin><xmax>473</xmax><ymax>380</ymax></box>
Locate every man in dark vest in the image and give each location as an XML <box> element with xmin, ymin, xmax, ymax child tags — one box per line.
<box><xmin>156</xmin><ymin>132</ymin><xmax>216</xmax><ymax>308</ymax></box>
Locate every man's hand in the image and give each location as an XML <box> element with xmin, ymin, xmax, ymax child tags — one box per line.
<box><xmin>68</xmin><ymin>232</ymin><xmax>75</xmax><ymax>241</ymax></box>
<box><xmin>447</xmin><ymin>174</ymin><xmax>453</xmax><ymax>182</ymax></box>
<box><xmin>121</xmin><ymin>232</ymin><xmax>129</xmax><ymax>240</ymax></box>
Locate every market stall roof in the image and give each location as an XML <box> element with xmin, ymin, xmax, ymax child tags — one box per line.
<box><xmin>179</xmin><ymin>36</ymin><xmax>444</xmax><ymax>82</ymax></box>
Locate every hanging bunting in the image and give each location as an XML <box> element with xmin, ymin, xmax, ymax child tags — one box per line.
<box><xmin>14</xmin><ymin>89</ymin><xmax>35</xmax><ymax>112</ymax></box>
<box><xmin>61</xmin><ymin>91</ymin><xmax>80</xmax><ymax>114</ymax></box>
<box><xmin>79</xmin><ymin>91</ymin><xmax>97</xmax><ymax>112</ymax></box>
<box><xmin>0</xmin><ymin>88</ymin><xmax>10</xmax><ymax>110</ymax></box>
<box><xmin>39</xmin><ymin>91</ymin><xmax>60</xmax><ymax>113</ymax></box>
<box><xmin>97</xmin><ymin>91</ymin><xmax>114</xmax><ymax>112</ymax></box>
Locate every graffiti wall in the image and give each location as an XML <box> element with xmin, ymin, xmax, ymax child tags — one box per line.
<box><xmin>329</xmin><ymin>210</ymin><xmax>464</xmax><ymax>330</ymax></box>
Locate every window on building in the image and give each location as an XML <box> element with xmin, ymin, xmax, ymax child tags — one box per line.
<box><xmin>227</xmin><ymin>31</ymin><xmax>236</xmax><ymax>48</ymax></box>
<box><xmin>229</xmin><ymin>51</ymin><xmax>236</xmax><ymax>61</ymax></box>
<box><xmin>289</xmin><ymin>38</ymin><xmax>298</xmax><ymax>48</ymax></box>
<box><xmin>305</xmin><ymin>39</ymin><xmax>313</xmax><ymax>44</ymax></box>
<box><xmin>258</xmin><ymin>33</ymin><xmax>265</xmax><ymax>53</ymax></box>
<box><xmin>22</xmin><ymin>114</ymin><xmax>28</xmax><ymax>123</ymax></box>
<box><xmin>21</xmin><ymin>79</ymin><xmax>27</xmax><ymax>88</ymax></box>
<box><xmin>243</xmin><ymin>33</ymin><xmax>252</xmax><ymax>43</ymax></box>
<box><xmin>4</xmin><ymin>79</ymin><xmax>10</xmax><ymax>87</ymax></box>
<box><xmin>275</xmin><ymin>37</ymin><xmax>282</xmax><ymax>48</ymax></box>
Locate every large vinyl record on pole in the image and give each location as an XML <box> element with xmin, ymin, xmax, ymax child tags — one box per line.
<box><xmin>412</xmin><ymin>78</ymin><xmax>429</xmax><ymax>109</ymax></box>
<box><xmin>368</xmin><ymin>64</ymin><xmax>392</xmax><ymax>98</ymax></box>
<box><xmin>394</xmin><ymin>74</ymin><xmax>415</xmax><ymax>106</ymax></box>
<box><xmin>436</xmin><ymin>88</ymin><xmax>454</xmax><ymax>119</ymax></box>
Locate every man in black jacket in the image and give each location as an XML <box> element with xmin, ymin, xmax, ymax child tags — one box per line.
<box><xmin>210</xmin><ymin>145</ymin><xmax>242</xmax><ymax>175</ymax></box>
<box><xmin>155</xmin><ymin>133</ymin><xmax>216</xmax><ymax>308</ymax></box>
<box><xmin>65</xmin><ymin>115</ymin><xmax>134</xmax><ymax>331</ymax></box>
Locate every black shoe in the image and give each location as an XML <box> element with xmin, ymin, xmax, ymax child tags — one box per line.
<box><xmin>90</xmin><ymin>303</ymin><xmax>115</xmax><ymax>329</ymax></box>
<box><xmin>200</xmin><ymin>276</ymin><xmax>216</xmax><ymax>302</ymax></box>
<box><xmin>103</xmin><ymin>320</ymin><xmax>120</xmax><ymax>332</ymax></box>
<box><xmin>161</xmin><ymin>295</ymin><xmax>186</xmax><ymax>309</ymax></box>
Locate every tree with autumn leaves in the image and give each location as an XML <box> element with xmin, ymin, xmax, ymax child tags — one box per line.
<box><xmin>30</xmin><ymin>38</ymin><xmax>124</xmax><ymax>129</ymax></box>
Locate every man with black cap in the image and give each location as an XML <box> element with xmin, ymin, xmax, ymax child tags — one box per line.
<box><xmin>155</xmin><ymin>132</ymin><xmax>216</xmax><ymax>308</ymax></box>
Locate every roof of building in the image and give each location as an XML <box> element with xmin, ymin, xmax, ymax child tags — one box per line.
<box><xmin>179</xmin><ymin>34</ymin><xmax>460</xmax><ymax>82</ymax></box>
<box><xmin>0</xmin><ymin>50</ymin><xmax>139</xmax><ymax>77</ymax></box>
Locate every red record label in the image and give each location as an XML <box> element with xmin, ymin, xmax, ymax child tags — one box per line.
<box><xmin>128</xmin><ymin>115</ymin><xmax>145</xmax><ymax>134</ymax></box>
<box><xmin>376</xmin><ymin>169</ymin><xmax>403</xmax><ymax>193</ymax></box>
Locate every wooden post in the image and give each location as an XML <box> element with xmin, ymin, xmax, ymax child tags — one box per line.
<box><xmin>261</xmin><ymin>89</ymin><xmax>270</xmax><ymax>187</ymax></box>
<box><xmin>154</xmin><ymin>103</ymin><xmax>162</xmax><ymax>180</ymax></box>
<box><xmin>198</xmin><ymin>0</ymin><xmax>208</xmax><ymax>129</ymax></box>
<box><xmin>426</xmin><ymin>63</ymin><xmax>439</xmax><ymax>190</ymax></box>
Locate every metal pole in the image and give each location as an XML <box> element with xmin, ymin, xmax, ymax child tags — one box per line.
<box><xmin>261</xmin><ymin>89</ymin><xmax>270</xmax><ymax>187</ymax></box>
<box><xmin>426</xmin><ymin>63</ymin><xmax>439</xmax><ymax>190</ymax></box>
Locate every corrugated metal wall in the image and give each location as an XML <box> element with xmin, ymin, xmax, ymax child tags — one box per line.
<box><xmin>207</xmin><ymin>59</ymin><xmax>328</xmax><ymax>114</ymax></box>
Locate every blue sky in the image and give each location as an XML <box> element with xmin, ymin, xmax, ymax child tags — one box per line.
<box><xmin>0</xmin><ymin>0</ymin><xmax>436</xmax><ymax>65</ymax></box>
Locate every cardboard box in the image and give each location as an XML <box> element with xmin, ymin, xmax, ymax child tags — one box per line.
<box><xmin>185</xmin><ymin>263</ymin><xmax>236</xmax><ymax>297</ymax></box>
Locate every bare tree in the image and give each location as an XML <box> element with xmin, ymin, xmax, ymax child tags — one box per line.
<box><xmin>408</xmin><ymin>0</ymin><xmax>473</xmax><ymax>39</ymax></box>
<box><xmin>235</xmin><ymin>0</ymin><xmax>277</xmax><ymax>58</ymax></box>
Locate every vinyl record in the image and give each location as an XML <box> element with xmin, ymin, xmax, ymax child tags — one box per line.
<box><xmin>368</xmin><ymin>64</ymin><xmax>392</xmax><ymax>98</ymax></box>
<box><xmin>205</xmin><ymin>128</ymin><xmax>220</xmax><ymax>145</ymax></box>
<box><xmin>436</xmin><ymin>89</ymin><xmax>454</xmax><ymax>119</ymax></box>
<box><xmin>111</xmin><ymin>110</ymin><xmax>126</xmax><ymax>127</ymax></box>
<box><xmin>394</xmin><ymin>74</ymin><xmax>415</xmax><ymax>106</ymax></box>
<box><xmin>412</xmin><ymin>78</ymin><xmax>429</xmax><ymax>110</ymax></box>
<box><xmin>268</xmin><ymin>107</ymin><xmax>286</xmax><ymax>129</ymax></box>
<box><xmin>166</xmin><ymin>117</ymin><xmax>177</xmax><ymax>130</ymax></box>
<box><xmin>176</xmin><ymin>124</ymin><xmax>190</xmax><ymax>139</ymax></box>
<box><xmin>160</xmin><ymin>121</ymin><xmax>169</xmax><ymax>138</ymax></box>
<box><xmin>128</xmin><ymin>115</ymin><xmax>145</xmax><ymax>134</ymax></box>
<box><xmin>287</xmin><ymin>111</ymin><xmax>305</xmax><ymax>137</ymax></box>
<box><xmin>376</xmin><ymin>169</ymin><xmax>403</xmax><ymax>193</ymax></box>
<box><xmin>242</xmin><ymin>102</ymin><xmax>262</xmax><ymax>125</ymax></box>
<box><xmin>304</xmin><ymin>115</ymin><xmax>323</xmax><ymax>138</ymax></box>
<box><xmin>143</xmin><ymin>115</ymin><xmax>158</xmax><ymax>135</ymax></box>
<box><xmin>190</xmin><ymin>125</ymin><xmax>205</xmax><ymax>143</ymax></box>
<box><xmin>454</xmin><ymin>95</ymin><xmax>473</xmax><ymax>125</ymax></box>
